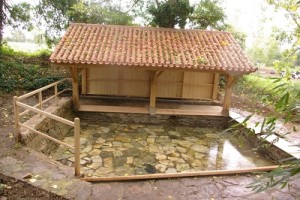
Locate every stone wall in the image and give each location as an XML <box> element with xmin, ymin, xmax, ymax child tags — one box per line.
<box><xmin>25</xmin><ymin>99</ymin><xmax>75</xmax><ymax>155</ymax></box>
<box><xmin>76</xmin><ymin>112</ymin><xmax>230</xmax><ymax>129</ymax></box>
<box><xmin>229</xmin><ymin>120</ymin><xmax>294</xmax><ymax>164</ymax></box>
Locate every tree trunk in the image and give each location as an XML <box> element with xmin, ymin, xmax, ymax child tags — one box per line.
<box><xmin>0</xmin><ymin>0</ymin><xmax>5</xmax><ymax>47</ymax></box>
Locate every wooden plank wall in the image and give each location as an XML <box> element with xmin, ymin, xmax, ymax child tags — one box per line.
<box><xmin>182</xmin><ymin>72</ymin><xmax>215</xmax><ymax>99</ymax></box>
<box><xmin>157</xmin><ymin>71</ymin><xmax>183</xmax><ymax>98</ymax></box>
<box><xmin>118</xmin><ymin>68</ymin><xmax>150</xmax><ymax>97</ymax></box>
<box><xmin>85</xmin><ymin>67</ymin><xmax>218</xmax><ymax>100</ymax></box>
<box><xmin>86</xmin><ymin>67</ymin><xmax>150</xmax><ymax>97</ymax></box>
<box><xmin>87</xmin><ymin>67</ymin><xmax>118</xmax><ymax>95</ymax></box>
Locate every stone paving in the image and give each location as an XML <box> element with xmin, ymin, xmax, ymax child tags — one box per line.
<box><xmin>49</xmin><ymin>113</ymin><xmax>272</xmax><ymax>178</ymax></box>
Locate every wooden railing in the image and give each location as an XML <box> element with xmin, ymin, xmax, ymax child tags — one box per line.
<box><xmin>13</xmin><ymin>78</ymin><xmax>81</xmax><ymax>176</ymax></box>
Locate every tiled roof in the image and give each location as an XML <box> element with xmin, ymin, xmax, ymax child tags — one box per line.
<box><xmin>50</xmin><ymin>23</ymin><xmax>255</xmax><ymax>74</ymax></box>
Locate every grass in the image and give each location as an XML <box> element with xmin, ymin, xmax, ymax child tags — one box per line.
<box><xmin>0</xmin><ymin>45</ymin><xmax>68</xmax><ymax>93</ymax></box>
<box><xmin>234</xmin><ymin>74</ymin><xmax>300</xmax><ymax>120</ymax></box>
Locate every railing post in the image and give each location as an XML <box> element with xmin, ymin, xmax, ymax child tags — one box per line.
<box><xmin>54</xmin><ymin>84</ymin><xmax>58</xmax><ymax>106</ymax></box>
<box><xmin>13</xmin><ymin>96</ymin><xmax>21</xmax><ymax>142</ymax></box>
<box><xmin>38</xmin><ymin>91</ymin><xmax>43</xmax><ymax>110</ymax></box>
<box><xmin>74</xmin><ymin>117</ymin><xmax>81</xmax><ymax>176</ymax></box>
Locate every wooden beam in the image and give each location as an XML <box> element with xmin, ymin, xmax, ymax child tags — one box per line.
<box><xmin>212</xmin><ymin>73</ymin><xmax>219</xmax><ymax>100</ymax></box>
<box><xmin>79</xmin><ymin>105</ymin><xmax>149</xmax><ymax>114</ymax></box>
<box><xmin>222</xmin><ymin>75</ymin><xmax>236</xmax><ymax>116</ymax></box>
<box><xmin>81</xmin><ymin>165</ymin><xmax>279</xmax><ymax>182</ymax></box>
<box><xmin>79</xmin><ymin>104</ymin><xmax>224</xmax><ymax>116</ymax></box>
<box><xmin>70</xmin><ymin>67</ymin><xmax>79</xmax><ymax>111</ymax></box>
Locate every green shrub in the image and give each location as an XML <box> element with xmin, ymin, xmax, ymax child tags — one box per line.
<box><xmin>0</xmin><ymin>46</ymin><xmax>66</xmax><ymax>93</ymax></box>
<box><xmin>23</xmin><ymin>76</ymin><xmax>63</xmax><ymax>90</ymax></box>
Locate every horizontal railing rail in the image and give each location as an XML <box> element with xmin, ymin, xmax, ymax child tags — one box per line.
<box><xmin>18</xmin><ymin>78</ymin><xmax>71</xmax><ymax>100</ymax></box>
<box><xmin>16</xmin><ymin>101</ymin><xmax>75</xmax><ymax>126</ymax></box>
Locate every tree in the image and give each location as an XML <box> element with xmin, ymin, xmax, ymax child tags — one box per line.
<box><xmin>33</xmin><ymin>33</ymin><xmax>45</xmax><ymax>45</ymax></box>
<box><xmin>147</xmin><ymin>0</ymin><xmax>193</xmax><ymax>28</ymax></box>
<box><xmin>0</xmin><ymin>0</ymin><xmax>32</xmax><ymax>49</ymax></box>
<box><xmin>295</xmin><ymin>52</ymin><xmax>300</xmax><ymax>66</ymax></box>
<box><xmin>67</xmin><ymin>1</ymin><xmax>133</xmax><ymax>25</ymax></box>
<box><xmin>35</xmin><ymin>0</ymin><xmax>133</xmax><ymax>46</ymax></box>
<box><xmin>0</xmin><ymin>0</ymin><xmax>5</xmax><ymax>46</ymax></box>
<box><xmin>145</xmin><ymin>0</ymin><xmax>226</xmax><ymax>29</ymax></box>
<box><xmin>11</xmin><ymin>30</ymin><xmax>26</xmax><ymax>42</ymax></box>
<box><xmin>190</xmin><ymin>0</ymin><xmax>227</xmax><ymax>30</ymax></box>
<box><xmin>6</xmin><ymin>3</ymin><xmax>33</xmax><ymax>31</ymax></box>
<box><xmin>35</xmin><ymin>0</ymin><xmax>79</xmax><ymax>46</ymax></box>
<box><xmin>129</xmin><ymin>0</ymin><xmax>226</xmax><ymax>30</ymax></box>
<box><xmin>247</xmin><ymin>34</ymin><xmax>282</xmax><ymax>67</ymax></box>
<box><xmin>266</xmin><ymin>0</ymin><xmax>300</xmax><ymax>65</ymax></box>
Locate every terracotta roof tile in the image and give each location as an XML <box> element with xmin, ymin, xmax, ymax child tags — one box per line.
<box><xmin>50</xmin><ymin>23</ymin><xmax>255</xmax><ymax>74</ymax></box>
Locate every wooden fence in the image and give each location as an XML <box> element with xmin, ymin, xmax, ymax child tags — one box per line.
<box><xmin>13</xmin><ymin>78</ymin><xmax>81</xmax><ymax>176</ymax></box>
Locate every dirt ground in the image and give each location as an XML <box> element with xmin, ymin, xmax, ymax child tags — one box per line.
<box><xmin>231</xmin><ymin>90</ymin><xmax>272</xmax><ymax>116</ymax></box>
<box><xmin>0</xmin><ymin>174</ymin><xmax>66</xmax><ymax>200</ymax></box>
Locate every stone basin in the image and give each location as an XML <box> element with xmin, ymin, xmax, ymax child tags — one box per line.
<box><xmin>48</xmin><ymin>112</ymin><xmax>273</xmax><ymax>178</ymax></box>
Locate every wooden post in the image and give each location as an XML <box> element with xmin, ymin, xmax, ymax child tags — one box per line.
<box><xmin>13</xmin><ymin>96</ymin><xmax>21</xmax><ymax>142</ymax></box>
<box><xmin>149</xmin><ymin>71</ymin><xmax>163</xmax><ymax>115</ymax></box>
<box><xmin>70</xmin><ymin>67</ymin><xmax>79</xmax><ymax>111</ymax></box>
<box><xmin>212</xmin><ymin>73</ymin><xmax>219</xmax><ymax>101</ymax></box>
<box><xmin>81</xmin><ymin>68</ymin><xmax>87</xmax><ymax>95</ymax></box>
<box><xmin>222</xmin><ymin>75</ymin><xmax>235</xmax><ymax>116</ymax></box>
<box><xmin>149</xmin><ymin>72</ymin><xmax>157</xmax><ymax>114</ymax></box>
<box><xmin>54</xmin><ymin>84</ymin><xmax>58</xmax><ymax>106</ymax></box>
<box><xmin>74</xmin><ymin>117</ymin><xmax>81</xmax><ymax>177</ymax></box>
<box><xmin>38</xmin><ymin>91</ymin><xmax>43</xmax><ymax>110</ymax></box>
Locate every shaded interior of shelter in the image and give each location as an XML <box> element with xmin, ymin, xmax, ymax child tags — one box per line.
<box><xmin>46</xmin><ymin>112</ymin><xmax>274</xmax><ymax>178</ymax></box>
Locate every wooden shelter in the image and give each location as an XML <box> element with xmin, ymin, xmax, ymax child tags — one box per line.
<box><xmin>50</xmin><ymin>23</ymin><xmax>255</xmax><ymax>116</ymax></box>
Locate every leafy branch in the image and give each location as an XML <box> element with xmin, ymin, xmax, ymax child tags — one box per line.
<box><xmin>247</xmin><ymin>160</ymin><xmax>300</xmax><ymax>192</ymax></box>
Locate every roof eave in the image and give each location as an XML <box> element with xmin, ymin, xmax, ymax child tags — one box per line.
<box><xmin>50</xmin><ymin>62</ymin><xmax>256</xmax><ymax>75</ymax></box>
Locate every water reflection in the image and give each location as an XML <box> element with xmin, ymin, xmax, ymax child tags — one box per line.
<box><xmin>208</xmin><ymin>139</ymin><xmax>272</xmax><ymax>170</ymax></box>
